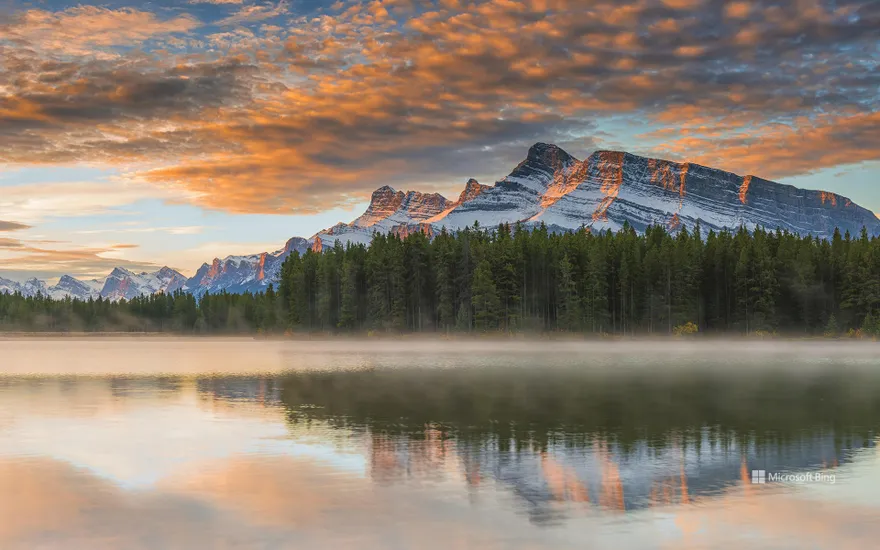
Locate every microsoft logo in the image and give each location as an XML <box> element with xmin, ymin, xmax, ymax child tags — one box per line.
<box><xmin>749</xmin><ymin>469</ymin><xmax>835</xmax><ymax>484</ymax></box>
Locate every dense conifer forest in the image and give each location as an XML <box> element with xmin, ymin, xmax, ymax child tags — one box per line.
<box><xmin>2</xmin><ymin>223</ymin><xmax>880</xmax><ymax>337</ymax></box>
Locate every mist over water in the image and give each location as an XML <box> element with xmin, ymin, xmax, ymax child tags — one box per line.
<box><xmin>1</xmin><ymin>339</ymin><xmax>879</xmax><ymax>549</ymax></box>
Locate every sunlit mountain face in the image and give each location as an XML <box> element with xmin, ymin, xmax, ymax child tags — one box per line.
<box><xmin>0</xmin><ymin>0</ymin><xmax>878</xmax><ymax>283</ymax></box>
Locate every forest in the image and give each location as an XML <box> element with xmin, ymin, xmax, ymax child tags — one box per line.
<box><xmin>1</xmin><ymin>222</ymin><xmax>879</xmax><ymax>337</ymax></box>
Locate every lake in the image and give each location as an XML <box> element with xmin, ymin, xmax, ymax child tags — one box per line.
<box><xmin>1</xmin><ymin>338</ymin><xmax>879</xmax><ymax>549</ymax></box>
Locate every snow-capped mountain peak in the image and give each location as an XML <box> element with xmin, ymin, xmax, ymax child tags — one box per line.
<box><xmin>49</xmin><ymin>275</ymin><xmax>103</xmax><ymax>300</ymax></box>
<box><xmin>318</xmin><ymin>142</ymin><xmax>880</xmax><ymax>245</ymax></box>
<box><xmin>352</xmin><ymin>185</ymin><xmax>407</xmax><ymax>227</ymax></box>
<box><xmin>518</xmin><ymin>142</ymin><xmax>578</xmax><ymax>179</ymax></box>
<box><xmin>459</xmin><ymin>179</ymin><xmax>490</xmax><ymax>203</ymax></box>
<box><xmin>101</xmin><ymin>267</ymin><xmax>187</xmax><ymax>301</ymax></box>
<box><xmin>1</xmin><ymin>274</ymin><xmax>103</xmax><ymax>300</ymax></box>
<box><xmin>21</xmin><ymin>278</ymin><xmax>48</xmax><ymax>296</ymax></box>
<box><xmin>349</xmin><ymin>186</ymin><xmax>453</xmax><ymax>230</ymax></box>
<box><xmin>275</xmin><ymin>236</ymin><xmax>309</xmax><ymax>256</ymax></box>
<box><xmin>0</xmin><ymin>276</ymin><xmax>26</xmax><ymax>296</ymax></box>
<box><xmin>182</xmin><ymin>238</ymin><xmax>310</xmax><ymax>297</ymax></box>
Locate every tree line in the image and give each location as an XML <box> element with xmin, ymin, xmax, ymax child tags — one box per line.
<box><xmin>278</xmin><ymin>223</ymin><xmax>880</xmax><ymax>337</ymax></box>
<box><xmin>0</xmin><ymin>288</ymin><xmax>284</xmax><ymax>333</ymax></box>
<box><xmin>2</xmin><ymin>223</ymin><xmax>879</xmax><ymax>336</ymax></box>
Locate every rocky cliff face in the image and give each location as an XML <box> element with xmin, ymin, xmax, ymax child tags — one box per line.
<box><xmin>349</xmin><ymin>186</ymin><xmax>452</xmax><ymax>230</ymax></box>
<box><xmin>352</xmin><ymin>186</ymin><xmax>407</xmax><ymax>227</ymax></box>
<box><xmin>314</xmin><ymin>183</ymin><xmax>458</xmax><ymax>246</ymax></box>
<box><xmin>530</xmin><ymin>149</ymin><xmax>880</xmax><ymax>239</ymax></box>
<box><xmin>182</xmin><ymin>237</ymin><xmax>310</xmax><ymax>297</ymax></box>
<box><xmin>435</xmin><ymin>144</ymin><xmax>579</xmax><ymax>231</ymax></box>
<box><xmin>405</xmin><ymin>191</ymin><xmax>451</xmax><ymax>218</ymax></box>
<box><xmin>50</xmin><ymin>275</ymin><xmax>103</xmax><ymax>300</ymax></box>
<box><xmin>314</xmin><ymin>142</ymin><xmax>880</xmax><ymax>248</ymax></box>
<box><xmin>279</xmin><ymin>237</ymin><xmax>309</xmax><ymax>256</ymax></box>
<box><xmin>457</xmin><ymin>179</ymin><xmax>490</xmax><ymax>204</ymax></box>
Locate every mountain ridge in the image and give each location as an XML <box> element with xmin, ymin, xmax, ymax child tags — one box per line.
<box><xmin>3</xmin><ymin>143</ymin><xmax>878</xmax><ymax>300</ymax></box>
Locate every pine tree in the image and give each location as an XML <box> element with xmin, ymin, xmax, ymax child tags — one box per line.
<box><xmin>824</xmin><ymin>314</ymin><xmax>840</xmax><ymax>338</ymax></box>
<box><xmin>338</xmin><ymin>259</ymin><xmax>358</xmax><ymax>330</ymax></box>
<box><xmin>471</xmin><ymin>259</ymin><xmax>500</xmax><ymax>331</ymax></box>
<box><xmin>556</xmin><ymin>254</ymin><xmax>581</xmax><ymax>331</ymax></box>
<box><xmin>434</xmin><ymin>232</ymin><xmax>456</xmax><ymax>331</ymax></box>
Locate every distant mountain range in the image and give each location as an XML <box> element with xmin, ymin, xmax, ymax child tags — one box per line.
<box><xmin>0</xmin><ymin>267</ymin><xmax>186</xmax><ymax>302</ymax></box>
<box><xmin>3</xmin><ymin>143</ymin><xmax>878</xmax><ymax>300</ymax></box>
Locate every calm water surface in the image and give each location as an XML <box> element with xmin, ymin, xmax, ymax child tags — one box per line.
<box><xmin>1</xmin><ymin>338</ymin><xmax>879</xmax><ymax>549</ymax></box>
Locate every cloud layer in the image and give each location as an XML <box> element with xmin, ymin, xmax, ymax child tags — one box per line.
<box><xmin>1</xmin><ymin>0</ymin><xmax>877</xmax><ymax>213</ymax></box>
<box><xmin>0</xmin><ymin>221</ymin><xmax>30</xmax><ymax>231</ymax></box>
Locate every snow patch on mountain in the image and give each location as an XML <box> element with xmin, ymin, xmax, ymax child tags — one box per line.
<box><xmin>182</xmin><ymin>236</ymin><xmax>310</xmax><ymax>296</ymax></box>
<box><xmin>315</xmin><ymin>185</ymin><xmax>456</xmax><ymax>247</ymax></box>
<box><xmin>100</xmin><ymin>267</ymin><xmax>188</xmax><ymax>301</ymax></box>
<box><xmin>1</xmin><ymin>274</ymin><xmax>103</xmax><ymax>300</ymax></box>
<box><xmin>47</xmin><ymin>275</ymin><xmax>104</xmax><ymax>300</ymax></box>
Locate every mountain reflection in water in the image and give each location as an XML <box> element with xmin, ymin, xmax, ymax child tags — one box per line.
<box><xmin>1</xmin><ymin>340</ymin><xmax>879</xmax><ymax>549</ymax></box>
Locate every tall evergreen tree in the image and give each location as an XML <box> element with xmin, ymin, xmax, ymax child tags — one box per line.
<box><xmin>471</xmin><ymin>259</ymin><xmax>500</xmax><ymax>331</ymax></box>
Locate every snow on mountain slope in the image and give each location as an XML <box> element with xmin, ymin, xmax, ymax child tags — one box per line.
<box><xmin>435</xmin><ymin>143</ymin><xmax>579</xmax><ymax>231</ymax></box>
<box><xmin>529</xmin><ymin>149</ymin><xmax>880</xmax><ymax>239</ymax></box>
<box><xmin>422</xmin><ymin>143</ymin><xmax>879</xmax><ymax>240</ymax></box>
<box><xmin>0</xmin><ymin>237</ymin><xmax>311</xmax><ymax>301</ymax></box>
<box><xmin>182</xmin><ymin>236</ymin><xmax>310</xmax><ymax>297</ymax></box>
<box><xmin>100</xmin><ymin>267</ymin><xmax>187</xmax><ymax>301</ymax></box>
<box><xmin>353</xmin><ymin>187</ymin><xmax>453</xmax><ymax>228</ymax></box>
<box><xmin>314</xmin><ymin>186</ymin><xmax>455</xmax><ymax>248</ymax></box>
<box><xmin>47</xmin><ymin>275</ymin><xmax>104</xmax><ymax>300</ymax></box>
<box><xmin>0</xmin><ymin>274</ymin><xmax>102</xmax><ymax>299</ymax></box>
<box><xmin>20</xmin><ymin>278</ymin><xmax>48</xmax><ymax>296</ymax></box>
<box><xmin>184</xmin><ymin>254</ymin><xmax>277</xmax><ymax>296</ymax></box>
<box><xmin>0</xmin><ymin>276</ymin><xmax>24</xmax><ymax>296</ymax></box>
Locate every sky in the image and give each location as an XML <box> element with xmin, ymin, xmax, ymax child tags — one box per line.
<box><xmin>0</xmin><ymin>0</ymin><xmax>878</xmax><ymax>281</ymax></box>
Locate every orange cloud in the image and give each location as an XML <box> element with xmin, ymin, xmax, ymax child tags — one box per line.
<box><xmin>661</xmin><ymin>0</ymin><xmax>704</xmax><ymax>8</ymax></box>
<box><xmin>0</xmin><ymin>6</ymin><xmax>199</xmax><ymax>56</ymax></box>
<box><xmin>0</xmin><ymin>234</ymin><xmax>161</xmax><ymax>279</ymax></box>
<box><xmin>0</xmin><ymin>0</ymin><xmax>876</xmax><ymax>213</ymax></box>
<box><xmin>655</xmin><ymin>111</ymin><xmax>880</xmax><ymax>180</ymax></box>
<box><xmin>675</xmin><ymin>45</ymin><xmax>706</xmax><ymax>57</ymax></box>
<box><xmin>724</xmin><ymin>1</ymin><xmax>751</xmax><ymax>18</ymax></box>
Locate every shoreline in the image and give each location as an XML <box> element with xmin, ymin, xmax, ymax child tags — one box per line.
<box><xmin>0</xmin><ymin>331</ymin><xmax>877</xmax><ymax>342</ymax></box>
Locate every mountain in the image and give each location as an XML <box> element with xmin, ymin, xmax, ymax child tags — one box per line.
<box><xmin>0</xmin><ymin>274</ymin><xmax>101</xmax><ymax>300</ymax></box>
<box><xmin>316</xmin><ymin>143</ymin><xmax>880</xmax><ymax>247</ymax></box>
<box><xmin>526</xmin><ymin>148</ymin><xmax>880</xmax><ymax>237</ymax></box>
<box><xmin>21</xmin><ymin>278</ymin><xmax>48</xmax><ymax>296</ymax></box>
<box><xmin>182</xmin><ymin>237</ymin><xmax>310</xmax><ymax>297</ymax></box>
<box><xmin>311</xmin><ymin>187</ymin><xmax>455</xmax><ymax>250</ymax></box>
<box><xmin>3</xmin><ymin>143</ymin><xmax>878</xmax><ymax>299</ymax></box>
<box><xmin>0</xmin><ymin>276</ymin><xmax>24</xmax><ymax>296</ymax></box>
<box><xmin>99</xmin><ymin>267</ymin><xmax>187</xmax><ymax>301</ymax></box>
<box><xmin>48</xmin><ymin>275</ymin><xmax>103</xmax><ymax>300</ymax></box>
